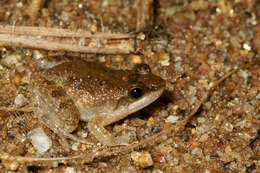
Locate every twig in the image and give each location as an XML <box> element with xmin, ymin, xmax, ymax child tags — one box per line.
<box><xmin>0</xmin><ymin>34</ymin><xmax>135</xmax><ymax>54</ymax></box>
<box><xmin>0</xmin><ymin>25</ymin><xmax>135</xmax><ymax>39</ymax></box>
<box><xmin>0</xmin><ymin>106</ymin><xmax>33</xmax><ymax>113</ymax></box>
<box><xmin>26</xmin><ymin>0</ymin><xmax>46</xmax><ymax>24</ymax></box>
<box><xmin>136</xmin><ymin>0</ymin><xmax>154</xmax><ymax>32</ymax></box>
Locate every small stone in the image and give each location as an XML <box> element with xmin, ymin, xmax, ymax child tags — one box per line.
<box><xmin>90</xmin><ymin>25</ymin><xmax>98</xmax><ymax>33</ymax></box>
<box><xmin>147</xmin><ymin>117</ymin><xmax>155</xmax><ymax>126</ymax></box>
<box><xmin>190</xmin><ymin>0</ymin><xmax>209</xmax><ymax>10</ymax></box>
<box><xmin>80</xmin><ymin>144</ymin><xmax>87</xmax><ymax>152</ymax></box>
<box><xmin>2</xmin><ymin>54</ymin><xmax>21</xmax><ymax>66</ymax></box>
<box><xmin>151</xmin><ymin>125</ymin><xmax>162</xmax><ymax>133</ymax></box>
<box><xmin>198</xmin><ymin>62</ymin><xmax>212</xmax><ymax>74</ymax></box>
<box><xmin>77</xmin><ymin>130</ymin><xmax>88</xmax><ymax>138</ymax></box>
<box><xmin>28</xmin><ymin>127</ymin><xmax>52</xmax><ymax>154</ymax></box>
<box><xmin>52</xmin><ymin>161</ymin><xmax>59</xmax><ymax>167</ymax></box>
<box><xmin>131</xmin><ymin>151</ymin><xmax>154</xmax><ymax>168</ymax></box>
<box><xmin>174</xmin><ymin>62</ymin><xmax>183</xmax><ymax>71</ymax></box>
<box><xmin>163</xmin><ymin>122</ymin><xmax>172</xmax><ymax>130</ymax></box>
<box><xmin>198</xmin><ymin>117</ymin><xmax>206</xmax><ymax>123</ymax></box>
<box><xmin>71</xmin><ymin>143</ymin><xmax>79</xmax><ymax>151</ymax></box>
<box><xmin>223</xmin><ymin>121</ymin><xmax>233</xmax><ymax>132</ymax></box>
<box><xmin>3</xmin><ymin>160</ymin><xmax>20</xmax><ymax>171</ymax></box>
<box><xmin>131</xmin><ymin>55</ymin><xmax>142</xmax><ymax>64</ymax></box>
<box><xmin>165</xmin><ymin>115</ymin><xmax>179</xmax><ymax>123</ymax></box>
<box><xmin>98</xmin><ymin>162</ymin><xmax>108</xmax><ymax>168</ymax></box>
<box><xmin>78</xmin><ymin>3</ymin><xmax>83</xmax><ymax>8</ymax></box>
<box><xmin>33</xmin><ymin>50</ymin><xmax>44</xmax><ymax>60</ymax></box>
<box><xmin>225</xmin><ymin>145</ymin><xmax>232</xmax><ymax>155</ymax></box>
<box><xmin>152</xmin><ymin>169</ymin><xmax>164</xmax><ymax>173</ymax></box>
<box><xmin>199</xmin><ymin>133</ymin><xmax>209</xmax><ymax>142</ymax></box>
<box><xmin>13</xmin><ymin>73</ymin><xmax>22</xmax><ymax>86</ymax></box>
<box><xmin>238</xmin><ymin>70</ymin><xmax>249</xmax><ymax>80</ymax></box>
<box><xmin>191</xmin><ymin>147</ymin><xmax>203</xmax><ymax>157</ymax></box>
<box><xmin>61</xmin><ymin>11</ymin><xmax>70</xmax><ymax>22</ymax></box>
<box><xmin>65</xmin><ymin>167</ymin><xmax>76</xmax><ymax>173</ymax></box>
<box><xmin>158</xmin><ymin>52</ymin><xmax>170</xmax><ymax>66</ymax></box>
<box><xmin>14</xmin><ymin>94</ymin><xmax>27</xmax><ymax>107</ymax></box>
<box><xmin>137</xmin><ymin>33</ymin><xmax>146</xmax><ymax>40</ymax></box>
<box><xmin>243</xmin><ymin>43</ymin><xmax>251</xmax><ymax>50</ymax></box>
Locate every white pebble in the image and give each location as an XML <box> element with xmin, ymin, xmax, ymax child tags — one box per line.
<box><xmin>33</xmin><ymin>50</ymin><xmax>44</xmax><ymax>60</ymax></box>
<box><xmin>14</xmin><ymin>94</ymin><xmax>27</xmax><ymax>107</ymax></box>
<box><xmin>78</xmin><ymin>3</ymin><xmax>83</xmax><ymax>8</ymax></box>
<box><xmin>238</xmin><ymin>70</ymin><xmax>249</xmax><ymax>80</ymax></box>
<box><xmin>243</xmin><ymin>43</ymin><xmax>251</xmax><ymax>51</ymax></box>
<box><xmin>165</xmin><ymin>115</ymin><xmax>179</xmax><ymax>123</ymax></box>
<box><xmin>175</xmin><ymin>56</ymin><xmax>182</xmax><ymax>62</ymax></box>
<box><xmin>65</xmin><ymin>167</ymin><xmax>76</xmax><ymax>173</ymax></box>
<box><xmin>71</xmin><ymin>143</ymin><xmax>79</xmax><ymax>151</ymax></box>
<box><xmin>28</xmin><ymin>128</ymin><xmax>52</xmax><ymax>154</ymax></box>
<box><xmin>2</xmin><ymin>54</ymin><xmax>21</xmax><ymax>66</ymax></box>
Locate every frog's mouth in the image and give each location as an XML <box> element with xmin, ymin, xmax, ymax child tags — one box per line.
<box><xmin>105</xmin><ymin>87</ymin><xmax>165</xmax><ymax>126</ymax></box>
<box><xmin>127</xmin><ymin>87</ymin><xmax>165</xmax><ymax>114</ymax></box>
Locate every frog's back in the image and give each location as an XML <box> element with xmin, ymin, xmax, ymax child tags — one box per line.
<box><xmin>42</xmin><ymin>60</ymin><xmax>129</xmax><ymax>101</ymax></box>
<box><xmin>40</xmin><ymin>60</ymin><xmax>129</xmax><ymax>121</ymax></box>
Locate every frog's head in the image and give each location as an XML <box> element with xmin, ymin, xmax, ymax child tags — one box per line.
<box><xmin>109</xmin><ymin>64</ymin><xmax>166</xmax><ymax>124</ymax></box>
<box><xmin>126</xmin><ymin>64</ymin><xmax>165</xmax><ymax>110</ymax></box>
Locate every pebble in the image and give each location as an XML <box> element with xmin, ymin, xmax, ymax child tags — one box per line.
<box><xmin>28</xmin><ymin>127</ymin><xmax>52</xmax><ymax>154</ymax></box>
<box><xmin>131</xmin><ymin>151</ymin><xmax>154</xmax><ymax>168</ymax></box>
<box><xmin>33</xmin><ymin>50</ymin><xmax>44</xmax><ymax>60</ymax></box>
<box><xmin>71</xmin><ymin>142</ymin><xmax>79</xmax><ymax>151</ymax></box>
<box><xmin>65</xmin><ymin>167</ymin><xmax>76</xmax><ymax>173</ymax></box>
<box><xmin>158</xmin><ymin>52</ymin><xmax>170</xmax><ymax>66</ymax></box>
<box><xmin>165</xmin><ymin>115</ymin><xmax>179</xmax><ymax>123</ymax></box>
<box><xmin>2</xmin><ymin>54</ymin><xmax>21</xmax><ymax>66</ymax></box>
<box><xmin>14</xmin><ymin>94</ymin><xmax>27</xmax><ymax>107</ymax></box>
<box><xmin>151</xmin><ymin>125</ymin><xmax>162</xmax><ymax>133</ymax></box>
<box><xmin>131</xmin><ymin>55</ymin><xmax>142</xmax><ymax>64</ymax></box>
<box><xmin>3</xmin><ymin>161</ymin><xmax>20</xmax><ymax>171</ymax></box>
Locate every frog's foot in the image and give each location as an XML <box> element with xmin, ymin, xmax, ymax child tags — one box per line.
<box><xmin>87</xmin><ymin>116</ymin><xmax>129</xmax><ymax>146</ymax></box>
<box><xmin>39</xmin><ymin>115</ymin><xmax>95</xmax><ymax>147</ymax></box>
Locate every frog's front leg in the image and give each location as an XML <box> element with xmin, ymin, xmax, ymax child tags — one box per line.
<box><xmin>88</xmin><ymin>115</ymin><xmax>128</xmax><ymax>146</ymax></box>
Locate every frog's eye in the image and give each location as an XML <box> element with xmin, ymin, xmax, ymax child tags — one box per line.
<box><xmin>130</xmin><ymin>87</ymin><xmax>143</xmax><ymax>99</ymax></box>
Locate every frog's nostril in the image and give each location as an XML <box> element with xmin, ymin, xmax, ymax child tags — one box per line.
<box><xmin>134</xmin><ymin>64</ymin><xmax>151</xmax><ymax>75</ymax></box>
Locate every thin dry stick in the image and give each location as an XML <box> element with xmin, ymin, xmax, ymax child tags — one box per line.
<box><xmin>136</xmin><ymin>0</ymin><xmax>154</xmax><ymax>32</ymax></box>
<box><xmin>0</xmin><ymin>34</ymin><xmax>135</xmax><ymax>54</ymax></box>
<box><xmin>0</xmin><ymin>106</ymin><xmax>33</xmax><ymax>112</ymax></box>
<box><xmin>26</xmin><ymin>0</ymin><xmax>46</xmax><ymax>23</ymax></box>
<box><xmin>0</xmin><ymin>25</ymin><xmax>135</xmax><ymax>39</ymax></box>
<box><xmin>0</xmin><ymin>68</ymin><xmax>238</xmax><ymax>164</ymax></box>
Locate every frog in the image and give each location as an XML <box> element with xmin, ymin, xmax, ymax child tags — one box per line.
<box><xmin>31</xmin><ymin>59</ymin><xmax>165</xmax><ymax>146</ymax></box>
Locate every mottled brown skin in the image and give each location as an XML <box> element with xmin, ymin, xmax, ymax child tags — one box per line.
<box><xmin>31</xmin><ymin>60</ymin><xmax>165</xmax><ymax>146</ymax></box>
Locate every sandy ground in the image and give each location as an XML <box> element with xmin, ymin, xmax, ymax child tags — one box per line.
<box><xmin>0</xmin><ymin>0</ymin><xmax>259</xmax><ymax>172</ymax></box>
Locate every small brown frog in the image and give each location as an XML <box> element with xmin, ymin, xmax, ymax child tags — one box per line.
<box><xmin>31</xmin><ymin>60</ymin><xmax>165</xmax><ymax>146</ymax></box>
